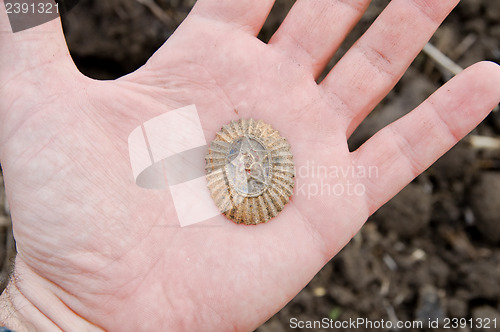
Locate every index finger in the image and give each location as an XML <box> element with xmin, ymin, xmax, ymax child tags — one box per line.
<box><xmin>353</xmin><ymin>61</ymin><xmax>500</xmax><ymax>215</ymax></box>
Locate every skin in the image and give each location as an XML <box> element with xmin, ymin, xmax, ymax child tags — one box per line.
<box><xmin>0</xmin><ymin>0</ymin><xmax>499</xmax><ymax>330</ymax></box>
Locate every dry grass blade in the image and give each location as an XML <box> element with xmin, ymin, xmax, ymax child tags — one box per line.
<box><xmin>422</xmin><ymin>43</ymin><xmax>463</xmax><ymax>76</ymax></box>
<box><xmin>468</xmin><ymin>135</ymin><xmax>500</xmax><ymax>150</ymax></box>
<box><xmin>422</xmin><ymin>43</ymin><xmax>499</xmax><ymax>112</ymax></box>
<box><xmin>136</xmin><ymin>0</ymin><xmax>177</xmax><ymax>29</ymax></box>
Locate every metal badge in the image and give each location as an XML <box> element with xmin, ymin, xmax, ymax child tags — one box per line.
<box><xmin>206</xmin><ymin>119</ymin><xmax>295</xmax><ymax>225</ymax></box>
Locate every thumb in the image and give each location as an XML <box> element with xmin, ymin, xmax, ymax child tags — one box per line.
<box><xmin>0</xmin><ymin>0</ymin><xmax>77</xmax><ymax>77</ymax></box>
<box><xmin>0</xmin><ymin>1</ymin><xmax>81</xmax><ymax>138</ymax></box>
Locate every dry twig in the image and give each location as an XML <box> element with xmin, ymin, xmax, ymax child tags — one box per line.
<box><xmin>136</xmin><ymin>0</ymin><xmax>176</xmax><ymax>29</ymax></box>
<box><xmin>422</xmin><ymin>43</ymin><xmax>499</xmax><ymax>112</ymax></box>
<box><xmin>468</xmin><ymin>135</ymin><xmax>500</xmax><ymax>150</ymax></box>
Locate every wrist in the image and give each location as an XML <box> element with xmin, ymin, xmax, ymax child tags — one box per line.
<box><xmin>0</xmin><ymin>281</ymin><xmax>23</xmax><ymax>331</ymax></box>
<box><xmin>0</xmin><ymin>274</ymin><xmax>53</xmax><ymax>331</ymax></box>
<box><xmin>0</xmin><ymin>257</ymin><xmax>102</xmax><ymax>331</ymax></box>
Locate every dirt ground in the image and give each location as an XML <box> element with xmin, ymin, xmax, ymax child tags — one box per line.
<box><xmin>1</xmin><ymin>0</ymin><xmax>499</xmax><ymax>331</ymax></box>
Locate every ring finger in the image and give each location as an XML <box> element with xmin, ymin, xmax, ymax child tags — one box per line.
<box><xmin>268</xmin><ymin>0</ymin><xmax>371</xmax><ymax>79</ymax></box>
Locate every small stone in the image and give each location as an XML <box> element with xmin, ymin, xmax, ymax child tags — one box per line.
<box><xmin>470</xmin><ymin>172</ymin><xmax>500</xmax><ymax>243</ymax></box>
<box><xmin>328</xmin><ymin>285</ymin><xmax>356</xmax><ymax>306</ymax></box>
<box><xmin>447</xmin><ymin>297</ymin><xmax>468</xmax><ymax>318</ymax></box>
<box><xmin>312</xmin><ymin>287</ymin><xmax>327</xmax><ymax>297</ymax></box>
<box><xmin>410</xmin><ymin>249</ymin><xmax>427</xmax><ymax>262</ymax></box>
<box><xmin>415</xmin><ymin>285</ymin><xmax>445</xmax><ymax>327</ymax></box>
<box><xmin>471</xmin><ymin>306</ymin><xmax>500</xmax><ymax>332</ymax></box>
<box><xmin>462</xmin><ymin>261</ymin><xmax>500</xmax><ymax>300</ymax></box>
<box><xmin>0</xmin><ymin>216</ymin><xmax>10</xmax><ymax>227</ymax></box>
<box><xmin>374</xmin><ymin>183</ymin><xmax>432</xmax><ymax>238</ymax></box>
<box><xmin>256</xmin><ymin>317</ymin><xmax>285</xmax><ymax>332</ymax></box>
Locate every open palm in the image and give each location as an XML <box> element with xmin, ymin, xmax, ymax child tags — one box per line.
<box><xmin>1</xmin><ymin>0</ymin><xmax>499</xmax><ymax>330</ymax></box>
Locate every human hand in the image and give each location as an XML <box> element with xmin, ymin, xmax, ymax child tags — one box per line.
<box><xmin>1</xmin><ymin>0</ymin><xmax>499</xmax><ymax>330</ymax></box>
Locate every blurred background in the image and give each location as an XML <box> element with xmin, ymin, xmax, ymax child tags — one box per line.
<box><xmin>1</xmin><ymin>0</ymin><xmax>499</xmax><ymax>330</ymax></box>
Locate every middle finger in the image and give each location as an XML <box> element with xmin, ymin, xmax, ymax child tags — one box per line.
<box><xmin>268</xmin><ymin>0</ymin><xmax>371</xmax><ymax>79</ymax></box>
